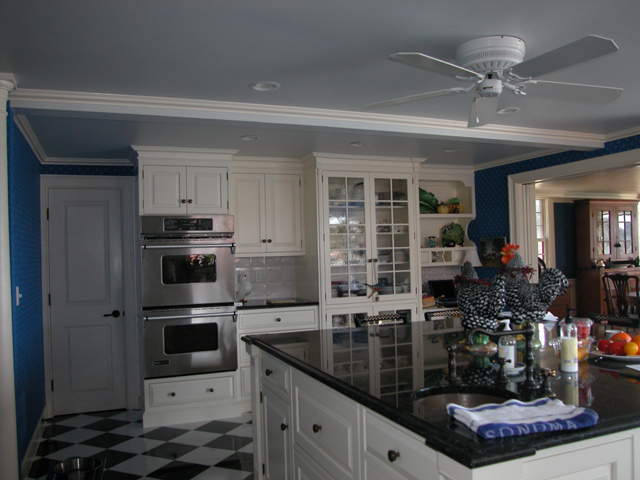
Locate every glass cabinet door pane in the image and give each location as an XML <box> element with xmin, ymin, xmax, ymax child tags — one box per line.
<box><xmin>596</xmin><ymin>210</ymin><xmax>611</xmax><ymax>255</ymax></box>
<box><xmin>328</xmin><ymin>176</ymin><xmax>368</xmax><ymax>299</ymax></box>
<box><xmin>374</xmin><ymin>177</ymin><xmax>410</xmax><ymax>295</ymax></box>
<box><xmin>618</xmin><ymin>210</ymin><xmax>634</xmax><ymax>255</ymax></box>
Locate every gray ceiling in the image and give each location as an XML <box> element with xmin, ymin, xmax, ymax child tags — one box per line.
<box><xmin>2</xmin><ymin>0</ymin><xmax>640</xmax><ymax>166</ymax></box>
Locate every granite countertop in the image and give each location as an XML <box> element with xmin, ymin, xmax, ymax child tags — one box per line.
<box><xmin>236</xmin><ymin>298</ymin><xmax>319</xmax><ymax>310</ymax></box>
<box><xmin>243</xmin><ymin>322</ymin><xmax>640</xmax><ymax>468</ymax></box>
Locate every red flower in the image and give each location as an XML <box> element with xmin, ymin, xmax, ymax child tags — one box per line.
<box><xmin>500</xmin><ymin>243</ymin><xmax>520</xmax><ymax>265</ymax></box>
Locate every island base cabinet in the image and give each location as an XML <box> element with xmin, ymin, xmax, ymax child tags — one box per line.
<box><xmin>294</xmin><ymin>446</ymin><xmax>340</xmax><ymax>480</ymax></box>
<box><xmin>292</xmin><ymin>370</ymin><xmax>359</xmax><ymax>480</ymax></box>
<box><xmin>362</xmin><ymin>409</ymin><xmax>438</xmax><ymax>480</ymax></box>
<box><xmin>521</xmin><ymin>433</ymin><xmax>633</xmax><ymax>480</ymax></box>
<box><xmin>262</xmin><ymin>384</ymin><xmax>292</xmax><ymax>480</ymax></box>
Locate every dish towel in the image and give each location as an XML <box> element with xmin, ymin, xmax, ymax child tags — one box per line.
<box><xmin>447</xmin><ymin>398</ymin><xmax>598</xmax><ymax>439</ymax></box>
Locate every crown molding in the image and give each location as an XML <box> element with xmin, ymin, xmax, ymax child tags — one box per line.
<box><xmin>9</xmin><ymin>89</ymin><xmax>608</xmax><ymax>152</ymax></box>
<box><xmin>12</xmin><ymin>114</ymin><xmax>47</xmax><ymax>163</ymax></box>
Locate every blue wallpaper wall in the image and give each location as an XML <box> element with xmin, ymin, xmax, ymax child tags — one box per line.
<box><xmin>7</xmin><ymin>107</ymin><xmax>45</xmax><ymax>465</ymax></box>
<box><xmin>470</xmin><ymin>134</ymin><xmax>640</xmax><ymax>279</ymax></box>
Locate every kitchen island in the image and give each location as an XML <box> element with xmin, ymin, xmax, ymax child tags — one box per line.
<box><xmin>243</xmin><ymin>321</ymin><xmax>640</xmax><ymax>479</ymax></box>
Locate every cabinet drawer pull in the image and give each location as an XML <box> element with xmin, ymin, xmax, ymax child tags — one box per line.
<box><xmin>265</xmin><ymin>369</ymin><xmax>273</xmax><ymax>376</ymax></box>
<box><xmin>280</xmin><ymin>423</ymin><xmax>288</xmax><ymax>431</ymax></box>
<box><xmin>207</xmin><ymin>387</ymin><xmax>215</xmax><ymax>393</ymax></box>
<box><xmin>312</xmin><ymin>424</ymin><xmax>322</xmax><ymax>433</ymax></box>
<box><xmin>387</xmin><ymin>450</ymin><xmax>400</xmax><ymax>462</ymax></box>
<box><xmin>169</xmin><ymin>392</ymin><xmax>176</xmax><ymax>397</ymax></box>
<box><xmin>275</xmin><ymin>317</ymin><xmax>281</xmax><ymax>322</ymax></box>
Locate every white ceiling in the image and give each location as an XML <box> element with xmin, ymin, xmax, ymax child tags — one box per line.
<box><xmin>2</xmin><ymin>0</ymin><xmax>640</xmax><ymax>166</ymax></box>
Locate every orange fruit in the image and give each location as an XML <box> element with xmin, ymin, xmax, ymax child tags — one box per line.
<box><xmin>632</xmin><ymin>335</ymin><xmax>640</xmax><ymax>346</ymax></box>
<box><xmin>611</xmin><ymin>332</ymin><xmax>632</xmax><ymax>343</ymax></box>
<box><xmin>625</xmin><ymin>342</ymin><xmax>639</xmax><ymax>356</ymax></box>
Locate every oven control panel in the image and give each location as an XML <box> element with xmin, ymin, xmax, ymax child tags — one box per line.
<box><xmin>164</xmin><ymin>217</ymin><xmax>213</xmax><ymax>231</ymax></box>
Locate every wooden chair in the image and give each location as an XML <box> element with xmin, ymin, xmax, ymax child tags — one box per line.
<box><xmin>601</xmin><ymin>273</ymin><xmax>640</xmax><ymax>316</ymax></box>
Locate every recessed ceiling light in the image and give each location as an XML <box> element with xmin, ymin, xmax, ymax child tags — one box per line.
<box><xmin>350</xmin><ymin>142</ymin><xmax>368</xmax><ymax>147</ymax></box>
<box><xmin>240</xmin><ymin>135</ymin><xmax>261</xmax><ymax>141</ymax></box>
<box><xmin>251</xmin><ymin>81</ymin><xmax>280</xmax><ymax>92</ymax></box>
<box><xmin>497</xmin><ymin>107</ymin><xmax>520</xmax><ymax>115</ymax></box>
<box><xmin>443</xmin><ymin>148</ymin><xmax>459</xmax><ymax>153</ymax></box>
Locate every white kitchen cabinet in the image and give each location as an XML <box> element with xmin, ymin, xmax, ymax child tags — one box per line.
<box><xmin>418</xmin><ymin>168</ymin><xmax>477</xmax><ymax>267</ymax></box>
<box><xmin>362</xmin><ymin>409</ymin><xmax>439</xmax><ymax>480</ymax></box>
<box><xmin>231</xmin><ymin>172</ymin><xmax>303</xmax><ymax>255</ymax></box>
<box><xmin>322</xmin><ymin>171</ymin><xmax>417</xmax><ymax>304</ymax></box>
<box><xmin>142</xmin><ymin>371</ymin><xmax>245</xmax><ymax>427</ymax></box>
<box><xmin>134</xmin><ymin>146</ymin><xmax>236</xmax><ymax>215</ymax></box>
<box><xmin>141</xmin><ymin>165</ymin><xmax>228</xmax><ymax>214</ymax></box>
<box><xmin>237</xmin><ymin>306</ymin><xmax>318</xmax><ymax>402</ymax></box>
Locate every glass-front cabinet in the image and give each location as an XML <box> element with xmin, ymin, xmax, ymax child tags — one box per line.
<box><xmin>324</xmin><ymin>172</ymin><xmax>416</xmax><ymax>304</ymax></box>
<box><xmin>576</xmin><ymin>200</ymin><xmax>638</xmax><ymax>268</ymax></box>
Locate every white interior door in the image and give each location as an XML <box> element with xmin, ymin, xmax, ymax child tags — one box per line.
<box><xmin>48</xmin><ymin>187</ymin><xmax>127</xmax><ymax>415</ymax></box>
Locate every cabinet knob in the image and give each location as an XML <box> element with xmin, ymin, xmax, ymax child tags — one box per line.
<box><xmin>181</xmin><ymin>199</ymin><xmax>187</xmax><ymax>204</ymax></box>
<box><xmin>275</xmin><ymin>317</ymin><xmax>281</xmax><ymax>322</ymax></box>
<box><xmin>373</xmin><ymin>258</ymin><xmax>378</xmax><ymax>263</ymax></box>
<box><xmin>169</xmin><ymin>392</ymin><xmax>176</xmax><ymax>397</ymax></box>
<box><xmin>368</xmin><ymin>259</ymin><xmax>373</xmax><ymax>263</ymax></box>
<box><xmin>207</xmin><ymin>387</ymin><xmax>215</xmax><ymax>393</ymax></box>
<box><xmin>387</xmin><ymin>450</ymin><xmax>400</xmax><ymax>462</ymax></box>
<box><xmin>262</xmin><ymin>239</ymin><xmax>267</xmax><ymax>243</ymax></box>
<box><xmin>312</xmin><ymin>424</ymin><xmax>322</xmax><ymax>433</ymax></box>
<box><xmin>267</xmin><ymin>239</ymin><xmax>272</xmax><ymax>243</ymax></box>
<box><xmin>265</xmin><ymin>369</ymin><xmax>273</xmax><ymax>376</ymax></box>
<box><xmin>280</xmin><ymin>423</ymin><xmax>288</xmax><ymax>431</ymax></box>
<box><xmin>188</xmin><ymin>199</ymin><xmax>193</xmax><ymax>204</ymax></box>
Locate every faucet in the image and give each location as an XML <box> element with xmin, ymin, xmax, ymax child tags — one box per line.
<box><xmin>466</xmin><ymin>324</ymin><xmax>538</xmax><ymax>391</ymax></box>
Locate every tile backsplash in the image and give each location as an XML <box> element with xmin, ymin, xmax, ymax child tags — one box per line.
<box><xmin>235</xmin><ymin>256</ymin><xmax>301</xmax><ymax>300</ymax></box>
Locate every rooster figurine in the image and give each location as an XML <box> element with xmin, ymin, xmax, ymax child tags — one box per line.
<box><xmin>236</xmin><ymin>271</ymin><xmax>252</xmax><ymax>303</ymax></box>
<box><xmin>503</xmin><ymin>252</ymin><xmax>568</xmax><ymax>325</ymax></box>
<box><xmin>456</xmin><ymin>261</ymin><xmax>506</xmax><ymax>331</ymax></box>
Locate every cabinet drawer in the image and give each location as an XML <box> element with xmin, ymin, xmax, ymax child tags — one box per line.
<box><xmin>293</xmin><ymin>370</ymin><xmax>358</xmax><ymax>479</ymax></box>
<box><xmin>147</xmin><ymin>373</ymin><xmax>234</xmax><ymax>407</ymax></box>
<box><xmin>262</xmin><ymin>353</ymin><xmax>291</xmax><ymax>396</ymax></box>
<box><xmin>363</xmin><ymin>409</ymin><xmax>437</xmax><ymax>480</ymax></box>
<box><xmin>238</xmin><ymin>307</ymin><xmax>317</xmax><ymax>333</ymax></box>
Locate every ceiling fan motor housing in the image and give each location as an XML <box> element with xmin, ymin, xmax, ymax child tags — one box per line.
<box><xmin>456</xmin><ymin>35</ymin><xmax>526</xmax><ymax>74</ymax></box>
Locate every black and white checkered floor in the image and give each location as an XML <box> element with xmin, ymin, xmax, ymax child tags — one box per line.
<box><xmin>25</xmin><ymin>410</ymin><xmax>254</xmax><ymax>480</ymax></box>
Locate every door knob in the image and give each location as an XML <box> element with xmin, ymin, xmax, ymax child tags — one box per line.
<box><xmin>312</xmin><ymin>424</ymin><xmax>322</xmax><ymax>433</ymax></box>
<box><xmin>387</xmin><ymin>450</ymin><xmax>401</xmax><ymax>462</ymax></box>
<box><xmin>104</xmin><ymin>310</ymin><xmax>121</xmax><ymax>318</ymax></box>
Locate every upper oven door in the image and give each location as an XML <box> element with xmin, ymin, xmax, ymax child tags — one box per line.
<box><xmin>141</xmin><ymin>241</ymin><xmax>236</xmax><ymax>309</ymax></box>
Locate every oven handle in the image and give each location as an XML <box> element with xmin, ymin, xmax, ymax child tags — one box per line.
<box><xmin>145</xmin><ymin>311</ymin><xmax>238</xmax><ymax>322</ymax></box>
<box><xmin>142</xmin><ymin>243</ymin><xmax>236</xmax><ymax>254</ymax></box>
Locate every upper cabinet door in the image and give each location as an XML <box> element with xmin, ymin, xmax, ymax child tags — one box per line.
<box><xmin>233</xmin><ymin>173</ymin><xmax>267</xmax><ymax>253</ymax></box>
<box><xmin>232</xmin><ymin>172</ymin><xmax>304</xmax><ymax>256</ymax></box>
<box><xmin>265</xmin><ymin>174</ymin><xmax>303</xmax><ymax>254</ymax></box>
<box><xmin>142</xmin><ymin>165</ymin><xmax>186</xmax><ymax>214</ymax></box>
<box><xmin>186</xmin><ymin>166</ymin><xmax>228</xmax><ymax>214</ymax></box>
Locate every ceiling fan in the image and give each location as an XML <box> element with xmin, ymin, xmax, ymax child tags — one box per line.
<box><xmin>363</xmin><ymin>35</ymin><xmax>623</xmax><ymax>127</ymax></box>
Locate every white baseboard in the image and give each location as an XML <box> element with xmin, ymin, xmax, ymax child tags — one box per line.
<box><xmin>21</xmin><ymin>408</ymin><xmax>46</xmax><ymax>479</ymax></box>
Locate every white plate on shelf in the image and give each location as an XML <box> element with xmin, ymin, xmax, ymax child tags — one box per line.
<box><xmin>589</xmin><ymin>350</ymin><xmax>640</xmax><ymax>362</ymax></box>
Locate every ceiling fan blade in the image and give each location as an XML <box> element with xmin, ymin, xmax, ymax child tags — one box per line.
<box><xmin>362</xmin><ymin>87</ymin><xmax>468</xmax><ymax>111</ymax></box>
<box><xmin>522</xmin><ymin>80</ymin><xmax>623</xmax><ymax>104</ymax></box>
<box><xmin>390</xmin><ymin>53</ymin><xmax>483</xmax><ymax>80</ymax></box>
<box><xmin>510</xmin><ymin>35</ymin><xmax>619</xmax><ymax>79</ymax></box>
<box><xmin>467</xmin><ymin>94</ymin><xmax>500</xmax><ymax>127</ymax></box>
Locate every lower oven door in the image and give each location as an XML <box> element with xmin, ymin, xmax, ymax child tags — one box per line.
<box><xmin>144</xmin><ymin>308</ymin><xmax>238</xmax><ymax>379</ymax></box>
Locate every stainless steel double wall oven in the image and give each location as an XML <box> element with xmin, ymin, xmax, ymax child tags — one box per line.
<box><xmin>141</xmin><ymin>215</ymin><xmax>238</xmax><ymax>379</ymax></box>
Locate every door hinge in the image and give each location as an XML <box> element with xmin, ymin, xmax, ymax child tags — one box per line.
<box><xmin>299</xmin><ymin>178</ymin><xmax>302</xmax><ymax>187</ymax></box>
<box><xmin>262</xmin><ymin>464</ymin><xmax>266</xmax><ymax>475</ymax></box>
<box><xmin>227</xmin><ymin>200</ymin><xmax>230</xmax><ymax>210</ymax></box>
<box><xmin>51</xmin><ymin>380</ymin><xmax>54</xmax><ymax>391</ymax></box>
<box><xmin>46</xmin><ymin>208</ymin><xmax>49</xmax><ymax>220</ymax></box>
<box><xmin>48</xmin><ymin>294</ymin><xmax>51</xmax><ymax>306</ymax></box>
<box><xmin>260</xmin><ymin>391</ymin><xmax>263</xmax><ymax>403</ymax></box>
